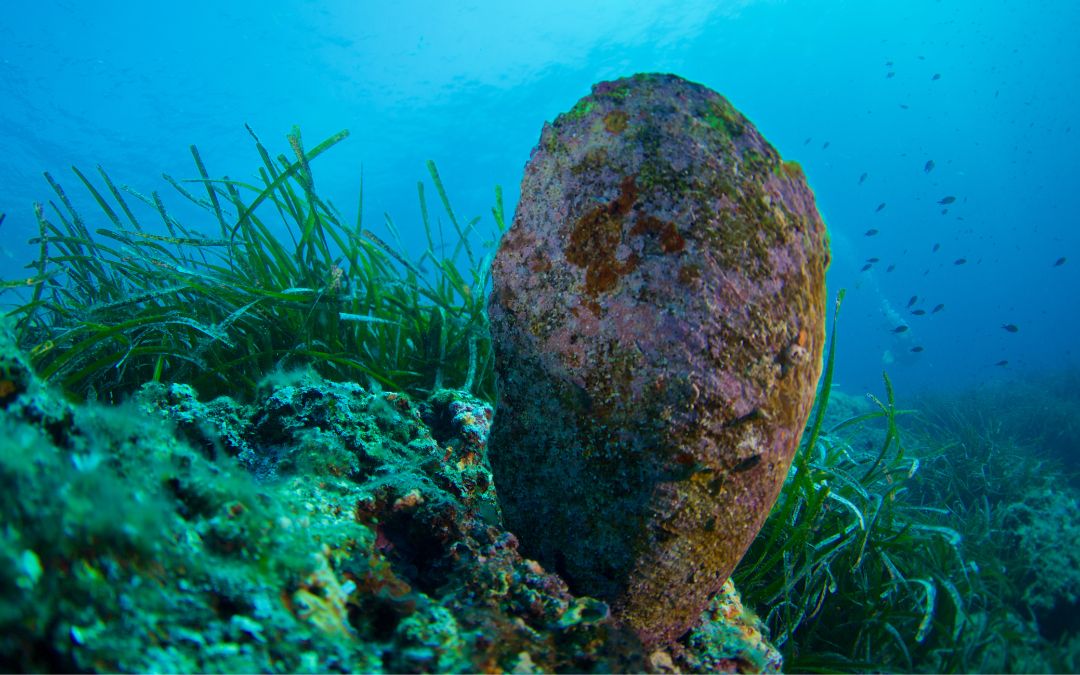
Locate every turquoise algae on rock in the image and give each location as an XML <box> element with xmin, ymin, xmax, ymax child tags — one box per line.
<box><xmin>488</xmin><ymin>73</ymin><xmax>830</xmax><ymax>647</ymax></box>
<box><xmin>0</xmin><ymin>313</ymin><xmax>781</xmax><ymax>672</ymax></box>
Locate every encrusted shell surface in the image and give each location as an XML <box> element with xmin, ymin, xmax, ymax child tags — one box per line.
<box><xmin>488</xmin><ymin>73</ymin><xmax>829</xmax><ymax>647</ymax></box>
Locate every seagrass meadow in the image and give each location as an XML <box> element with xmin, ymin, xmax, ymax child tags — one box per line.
<box><xmin>1</xmin><ymin>126</ymin><xmax>500</xmax><ymax>406</ymax></box>
<box><xmin>1</xmin><ymin>129</ymin><xmax>1078</xmax><ymax>673</ymax></box>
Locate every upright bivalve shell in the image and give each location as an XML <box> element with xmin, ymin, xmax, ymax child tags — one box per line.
<box><xmin>487</xmin><ymin>73</ymin><xmax>830</xmax><ymax>647</ymax></box>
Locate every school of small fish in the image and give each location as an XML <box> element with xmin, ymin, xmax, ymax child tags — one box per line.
<box><xmin>830</xmin><ymin>60</ymin><xmax>1068</xmax><ymax>370</ymax></box>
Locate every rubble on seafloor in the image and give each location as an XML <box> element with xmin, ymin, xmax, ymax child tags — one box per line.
<box><xmin>0</xmin><ymin>321</ymin><xmax>781</xmax><ymax>673</ymax></box>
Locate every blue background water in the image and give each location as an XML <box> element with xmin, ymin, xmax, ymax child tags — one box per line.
<box><xmin>1</xmin><ymin>0</ymin><xmax>1077</xmax><ymax>397</ymax></box>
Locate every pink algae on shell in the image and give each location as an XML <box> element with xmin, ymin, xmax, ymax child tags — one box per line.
<box><xmin>487</xmin><ymin>73</ymin><xmax>830</xmax><ymax>647</ymax></box>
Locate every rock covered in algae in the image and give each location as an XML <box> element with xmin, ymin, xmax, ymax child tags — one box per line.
<box><xmin>488</xmin><ymin>73</ymin><xmax>830</xmax><ymax>646</ymax></box>
<box><xmin>0</xmin><ymin>310</ymin><xmax>781</xmax><ymax>672</ymax></box>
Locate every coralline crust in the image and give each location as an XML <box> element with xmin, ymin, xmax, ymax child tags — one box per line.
<box><xmin>488</xmin><ymin>73</ymin><xmax>830</xmax><ymax>647</ymax></box>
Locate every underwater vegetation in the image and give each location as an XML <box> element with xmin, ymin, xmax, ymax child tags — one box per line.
<box><xmin>0</xmin><ymin>125</ymin><xmax>500</xmax><ymax>406</ymax></box>
<box><xmin>733</xmin><ymin>296</ymin><xmax>1080</xmax><ymax>673</ymax></box>
<box><xmin>1</xmin><ymin>120</ymin><xmax>1077</xmax><ymax>673</ymax></box>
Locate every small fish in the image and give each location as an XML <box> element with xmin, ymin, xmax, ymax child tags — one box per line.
<box><xmin>911</xmin><ymin>309</ymin><xmax>927</xmax><ymax>316</ymax></box>
<box><xmin>859</xmin><ymin>172</ymin><xmax>868</xmax><ymax>184</ymax></box>
<box><xmin>911</xmin><ymin>346</ymin><xmax>925</xmax><ymax>353</ymax></box>
<box><xmin>932</xmin><ymin>303</ymin><xmax>945</xmax><ymax>313</ymax></box>
<box><xmin>875</xmin><ymin>203</ymin><xmax>886</xmax><ymax>212</ymax></box>
<box><xmin>886</xmin><ymin>60</ymin><xmax>894</xmax><ymax>66</ymax></box>
<box><xmin>886</xmin><ymin>264</ymin><xmax>896</xmax><ymax>272</ymax></box>
<box><xmin>924</xmin><ymin>159</ymin><xmax>935</xmax><ymax>173</ymax></box>
<box><xmin>892</xmin><ymin>325</ymin><xmax>909</xmax><ymax>333</ymax></box>
<box><xmin>932</xmin><ymin>243</ymin><xmax>940</xmax><ymax>252</ymax></box>
<box><xmin>860</xmin><ymin>263</ymin><xmax>873</xmax><ymax>272</ymax></box>
<box><xmin>886</xmin><ymin>71</ymin><xmax>896</xmax><ymax>78</ymax></box>
<box><xmin>1053</xmin><ymin>256</ymin><xmax>1067</xmax><ymax>267</ymax></box>
<box><xmin>941</xmin><ymin>208</ymin><xmax>949</xmax><ymax>215</ymax></box>
<box><xmin>731</xmin><ymin>454</ymin><xmax>762</xmax><ymax>473</ymax></box>
<box><xmin>931</xmin><ymin>73</ymin><xmax>941</xmax><ymax>80</ymax></box>
<box><xmin>994</xmin><ymin>360</ymin><xmax>1009</xmax><ymax>367</ymax></box>
<box><xmin>822</xmin><ymin>141</ymin><xmax>830</xmax><ymax>149</ymax></box>
<box><xmin>865</xmin><ymin>229</ymin><xmax>879</xmax><ymax>236</ymax></box>
<box><xmin>867</xmin><ymin>257</ymin><xmax>880</xmax><ymax>263</ymax></box>
<box><xmin>899</xmin><ymin>103</ymin><xmax>910</xmax><ymax>109</ymax></box>
<box><xmin>954</xmin><ymin>258</ymin><xmax>967</xmax><ymax>265</ymax></box>
<box><xmin>906</xmin><ymin>295</ymin><xmax>918</xmax><ymax>308</ymax></box>
<box><xmin>1002</xmin><ymin>324</ymin><xmax>1019</xmax><ymax>333</ymax></box>
<box><xmin>804</xmin><ymin>137</ymin><xmax>812</xmax><ymax>145</ymax></box>
<box><xmin>938</xmin><ymin>195</ymin><xmax>956</xmax><ymax>205</ymax></box>
<box><xmin>725</xmin><ymin>408</ymin><xmax>763</xmax><ymax>427</ymax></box>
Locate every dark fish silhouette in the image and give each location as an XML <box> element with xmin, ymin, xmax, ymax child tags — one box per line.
<box><xmin>932</xmin><ymin>303</ymin><xmax>945</xmax><ymax>313</ymax></box>
<box><xmin>911</xmin><ymin>346</ymin><xmax>925</xmax><ymax>352</ymax></box>
<box><xmin>941</xmin><ymin>208</ymin><xmax>949</xmax><ymax>215</ymax></box>
<box><xmin>875</xmin><ymin>203</ymin><xmax>886</xmax><ymax>212</ymax></box>
<box><xmin>823</xmin><ymin>141</ymin><xmax>830</xmax><ymax>149</ymax></box>
<box><xmin>938</xmin><ymin>195</ymin><xmax>956</xmax><ymax>205</ymax></box>
<box><xmin>931</xmin><ymin>73</ymin><xmax>941</xmax><ymax>80</ymax></box>
<box><xmin>1053</xmin><ymin>257</ymin><xmax>1067</xmax><ymax>267</ymax></box>
<box><xmin>865</xmin><ymin>229</ymin><xmax>879</xmax><ymax>236</ymax></box>
<box><xmin>994</xmin><ymin>360</ymin><xmax>1009</xmax><ymax>367</ymax></box>
<box><xmin>911</xmin><ymin>309</ymin><xmax>927</xmax><ymax>316</ymax></box>
<box><xmin>907</xmin><ymin>295</ymin><xmax>918</xmax><ymax>307</ymax></box>
<box><xmin>731</xmin><ymin>454</ymin><xmax>762</xmax><ymax>473</ymax></box>
<box><xmin>892</xmin><ymin>325</ymin><xmax>910</xmax><ymax>333</ymax></box>
<box><xmin>867</xmin><ymin>257</ymin><xmax>880</xmax><ymax>263</ymax></box>
<box><xmin>860</xmin><ymin>263</ymin><xmax>873</xmax><ymax>272</ymax></box>
<box><xmin>886</xmin><ymin>71</ymin><xmax>896</xmax><ymax>78</ymax></box>
<box><xmin>804</xmin><ymin>137</ymin><xmax>812</xmax><ymax>145</ymax></box>
<box><xmin>1002</xmin><ymin>324</ymin><xmax>1019</xmax><ymax>333</ymax></box>
<box><xmin>932</xmin><ymin>243</ymin><xmax>940</xmax><ymax>252</ymax></box>
<box><xmin>886</xmin><ymin>264</ymin><xmax>896</xmax><ymax>272</ymax></box>
<box><xmin>859</xmin><ymin>172</ymin><xmax>868</xmax><ymax>184</ymax></box>
<box><xmin>954</xmin><ymin>258</ymin><xmax>967</xmax><ymax>265</ymax></box>
<box><xmin>924</xmin><ymin>160</ymin><xmax>935</xmax><ymax>172</ymax></box>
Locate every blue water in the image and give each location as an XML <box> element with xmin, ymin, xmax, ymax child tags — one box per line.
<box><xmin>1</xmin><ymin>0</ymin><xmax>1077</xmax><ymax>396</ymax></box>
